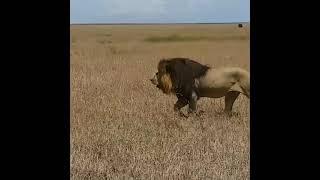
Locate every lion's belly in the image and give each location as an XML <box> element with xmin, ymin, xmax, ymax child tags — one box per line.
<box><xmin>198</xmin><ymin>87</ymin><xmax>230</xmax><ymax>98</ymax></box>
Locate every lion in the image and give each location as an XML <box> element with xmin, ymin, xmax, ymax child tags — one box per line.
<box><xmin>150</xmin><ymin>57</ymin><xmax>250</xmax><ymax>117</ymax></box>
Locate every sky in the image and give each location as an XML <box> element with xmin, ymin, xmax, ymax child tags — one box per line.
<box><xmin>70</xmin><ymin>0</ymin><xmax>250</xmax><ymax>24</ymax></box>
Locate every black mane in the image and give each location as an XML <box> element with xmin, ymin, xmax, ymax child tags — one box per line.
<box><xmin>163</xmin><ymin>57</ymin><xmax>210</xmax><ymax>98</ymax></box>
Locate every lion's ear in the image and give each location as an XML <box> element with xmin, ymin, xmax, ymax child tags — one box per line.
<box><xmin>160</xmin><ymin>73</ymin><xmax>172</xmax><ymax>94</ymax></box>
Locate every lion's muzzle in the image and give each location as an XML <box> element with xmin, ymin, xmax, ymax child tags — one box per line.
<box><xmin>150</xmin><ymin>73</ymin><xmax>159</xmax><ymax>86</ymax></box>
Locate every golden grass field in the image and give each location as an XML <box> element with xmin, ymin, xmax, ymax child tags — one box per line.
<box><xmin>71</xmin><ymin>24</ymin><xmax>250</xmax><ymax>179</ymax></box>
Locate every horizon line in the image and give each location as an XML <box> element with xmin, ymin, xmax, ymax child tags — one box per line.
<box><xmin>70</xmin><ymin>22</ymin><xmax>250</xmax><ymax>25</ymax></box>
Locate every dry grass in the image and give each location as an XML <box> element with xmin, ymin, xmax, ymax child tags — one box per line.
<box><xmin>71</xmin><ymin>24</ymin><xmax>250</xmax><ymax>179</ymax></box>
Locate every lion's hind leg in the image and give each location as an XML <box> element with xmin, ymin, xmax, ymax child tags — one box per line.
<box><xmin>241</xmin><ymin>88</ymin><xmax>250</xmax><ymax>98</ymax></box>
<box><xmin>238</xmin><ymin>71</ymin><xmax>250</xmax><ymax>98</ymax></box>
<box><xmin>224</xmin><ymin>91</ymin><xmax>240</xmax><ymax>112</ymax></box>
<box><xmin>230</xmin><ymin>81</ymin><xmax>250</xmax><ymax>98</ymax></box>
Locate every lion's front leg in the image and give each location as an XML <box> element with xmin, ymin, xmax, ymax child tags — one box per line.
<box><xmin>174</xmin><ymin>95</ymin><xmax>188</xmax><ymax>111</ymax></box>
<box><xmin>175</xmin><ymin>92</ymin><xmax>202</xmax><ymax>118</ymax></box>
<box><xmin>174</xmin><ymin>95</ymin><xmax>189</xmax><ymax>118</ymax></box>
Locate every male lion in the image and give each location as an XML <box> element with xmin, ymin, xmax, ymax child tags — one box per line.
<box><xmin>150</xmin><ymin>58</ymin><xmax>250</xmax><ymax>117</ymax></box>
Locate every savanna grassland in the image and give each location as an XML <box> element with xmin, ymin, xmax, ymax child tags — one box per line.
<box><xmin>71</xmin><ymin>24</ymin><xmax>250</xmax><ymax>179</ymax></box>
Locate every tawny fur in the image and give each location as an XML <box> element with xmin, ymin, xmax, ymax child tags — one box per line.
<box><xmin>196</xmin><ymin>67</ymin><xmax>250</xmax><ymax>98</ymax></box>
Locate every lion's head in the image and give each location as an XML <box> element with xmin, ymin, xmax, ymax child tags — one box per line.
<box><xmin>150</xmin><ymin>59</ymin><xmax>173</xmax><ymax>94</ymax></box>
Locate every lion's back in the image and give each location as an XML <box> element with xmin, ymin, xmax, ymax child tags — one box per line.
<box><xmin>168</xmin><ymin>58</ymin><xmax>210</xmax><ymax>79</ymax></box>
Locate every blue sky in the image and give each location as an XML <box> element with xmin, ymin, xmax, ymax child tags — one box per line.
<box><xmin>71</xmin><ymin>0</ymin><xmax>250</xmax><ymax>24</ymax></box>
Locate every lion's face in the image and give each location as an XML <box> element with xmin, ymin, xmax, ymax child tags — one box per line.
<box><xmin>150</xmin><ymin>72</ymin><xmax>159</xmax><ymax>87</ymax></box>
<box><xmin>150</xmin><ymin>71</ymin><xmax>173</xmax><ymax>94</ymax></box>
